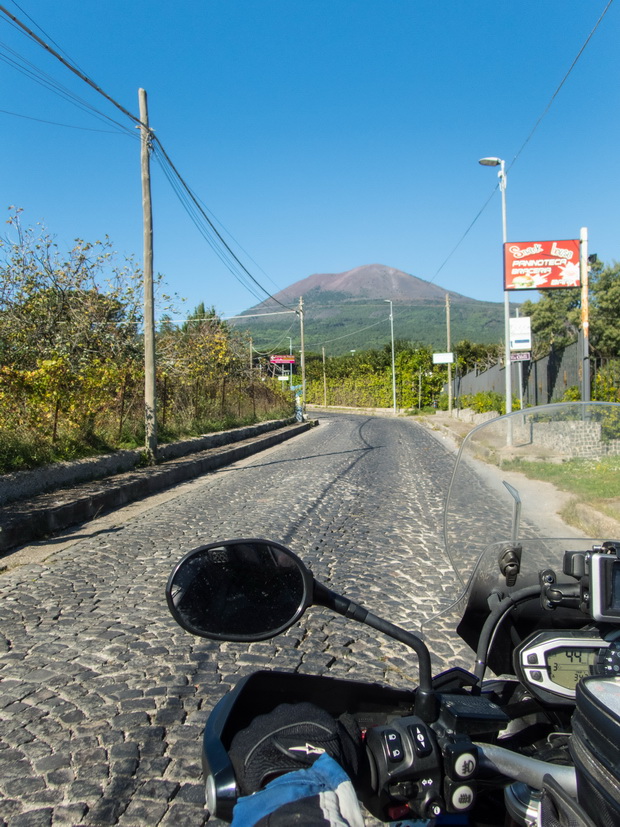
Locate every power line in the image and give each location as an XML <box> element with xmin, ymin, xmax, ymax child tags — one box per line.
<box><xmin>0</xmin><ymin>4</ymin><xmax>289</xmax><ymax>310</ymax></box>
<box><xmin>0</xmin><ymin>4</ymin><xmax>140</xmax><ymax>127</ymax></box>
<box><xmin>430</xmin><ymin>0</ymin><xmax>614</xmax><ymax>283</ymax></box>
<box><xmin>0</xmin><ymin>39</ymin><xmax>136</xmax><ymax>135</ymax></box>
<box><xmin>306</xmin><ymin>316</ymin><xmax>390</xmax><ymax>349</ymax></box>
<box><xmin>152</xmin><ymin>139</ymin><xmax>293</xmax><ymax>310</ymax></box>
<box><xmin>0</xmin><ymin>106</ymin><xmax>131</xmax><ymax>133</ymax></box>
<box><xmin>508</xmin><ymin>0</ymin><xmax>615</xmax><ymax>171</ymax></box>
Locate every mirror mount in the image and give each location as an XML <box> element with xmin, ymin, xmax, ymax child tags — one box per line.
<box><xmin>313</xmin><ymin>582</ymin><xmax>436</xmax><ymax>722</ymax></box>
<box><xmin>167</xmin><ymin>540</ymin><xmax>437</xmax><ymax>722</ymax></box>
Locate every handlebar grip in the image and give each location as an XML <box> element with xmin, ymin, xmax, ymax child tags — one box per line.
<box><xmin>475</xmin><ymin>743</ymin><xmax>576</xmax><ymax>795</ymax></box>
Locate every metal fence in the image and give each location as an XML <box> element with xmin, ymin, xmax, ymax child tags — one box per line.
<box><xmin>454</xmin><ymin>340</ymin><xmax>582</xmax><ymax>406</ymax></box>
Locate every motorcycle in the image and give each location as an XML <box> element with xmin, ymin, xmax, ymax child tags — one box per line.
<box><xmin>166</xmin><ymin>402</ymin><xmax>620</xmax><ymax>826</ymax></box>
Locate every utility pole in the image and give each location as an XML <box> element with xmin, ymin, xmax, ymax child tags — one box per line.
<box><xmin>385</xmin><ymin>299</ymin><xmax>397</xmax><ymax>413</ymax></box>
<box><xmin>322</xmin><ymin>346</ymin><xmax>327</xmax><ymax>408</ymax></box>
<box><xmin>580</xmin><ymin>227</ymin><xmax>590</xmax><ymax>402</ymax></box>
<box><xmin>446</xmin><ymin>293</ymin><xmax>452</xmax><ymax>414</ymax></box>
<box><xmin>298</xmin><ymin>297</ymin><xmax>306</xmax><ymax>408</ymax></box>
<box><xmin>139</xmin><ymin>88</ymin><xmax>157</xmax><ymax>461</ymax></box>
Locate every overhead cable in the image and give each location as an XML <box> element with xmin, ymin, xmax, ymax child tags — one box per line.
<box><xmin>307</xmin><ymin>316</ymin><xmax>390</xmax><ymax>348</ymax></box>
<box><xmin>0</xmin><ymin>106</ymin><xmax>131</xmax><ymax>133</ymax></box>
<box><xmin>152</xmin><ymin>139</ymin><xmax>293</xmax><ymax>310</ymax></box>
<box><xmin>0</xmin><ymin>4</ymin><xmax>141</xmax><ymax>126</ymax></box>
<box><xmin>430</xmin><ymin>0</ymin><xmax>614</xmax><ymax>283</ymax></box>
<box><xmin>0</xmin><ymin>3</ymin><xmax>288</xmax><ymax>310</ymax></box>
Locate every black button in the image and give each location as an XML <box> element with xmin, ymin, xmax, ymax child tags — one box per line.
<box><xmin>527</xmin><ymin>653</ymin><xmax>538</xmax><ymax>664</ymax></box>
<box><xmin>383</xmin><ymin>730</ymin><xmax>405</xmax><ymax>763</ymax></box>
<box><xmin>409</xmin><ymin>724</ymin><xmax>432</xmax><ymax>757</ymax></box>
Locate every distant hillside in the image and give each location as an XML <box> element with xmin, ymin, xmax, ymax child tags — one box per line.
<box><xmin>232</xmin><ymin>264</ymin><xmax>512</xmax><ymax>355</ymax></box>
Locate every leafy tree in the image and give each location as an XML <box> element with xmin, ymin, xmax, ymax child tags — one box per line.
<box><xmin>0</xmin><ymin>210</ymin><xmax>143</xmax><ymax>371</ymax></box>
<box><xmin>0</xmin><ymin>210</ymin><xmax>144</xmax><ymax>441</ymax></box>
<box><xmin>518</xmin><ymin>259</ymin><xmax>620</xmax><ymax>360</ymax></box>
<box><xmin>590</xmin><ymin>260</ymin><xmax>620</xmax><ymax>357</ymax></box>
<box><xmin>519</xmin><ymin>289</ymin><xmax>581</xmax><ymax>358</ymax></box>
<box><xmin>454</xmin><ymin>339</ymin><xmax>500</xmax><ymax>374</ymax></box>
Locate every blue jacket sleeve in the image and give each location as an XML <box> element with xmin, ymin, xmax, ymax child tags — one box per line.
<box><xmin>230</xmin><ymin>753</ymin><xmax>364</xmax><ymax>827</ymax></box>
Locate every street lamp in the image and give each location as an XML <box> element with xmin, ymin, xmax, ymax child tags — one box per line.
<box><xmin>385</xmin><ymin>300</ymin><xmax>397</xmax><ymax>414</ymax></box>
<box><xmin>479</xmin><ymin>156</ymin><xmax>512</xmax><ymax>414</ymax></box>
<box><xmin>287</xmin><ymin>336</ymin><xmax>293</xmax><ymax>382</ymax></box>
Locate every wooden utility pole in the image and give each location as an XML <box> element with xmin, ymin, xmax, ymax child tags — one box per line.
<box><xmin>139</xmin><ymin>88</ymin><xmax>157</xmax><ymax>461</ymax></box>
<box><xmin>446</xmin><ymin>293</ymin><xmax>452</xmax><ymax>413</ymax></box>
<box><xmin>322</xmin><ymin>346</ymin><xmax>327</xmax><ymax>408</ymax></box>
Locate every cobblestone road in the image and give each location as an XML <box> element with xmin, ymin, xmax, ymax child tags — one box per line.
<box><xmin>0</xmin><ymin>413</ymin><xmax>471</xmax><ymax>826</ymax></box>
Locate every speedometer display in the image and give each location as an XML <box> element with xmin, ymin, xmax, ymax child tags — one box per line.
<box><xmin>547</xmin><ymin>648</ymin><xmax>598</xmax><ymax>690</ymax></box>
<box><xmin>515</xmin><ymin>631</ymin><xmax>610</xmax><ymax>704</ymax></box>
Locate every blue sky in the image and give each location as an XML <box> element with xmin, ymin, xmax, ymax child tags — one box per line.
<box><xmin>2</xmin><ymin>1</ymin><xmax>618</xmax><ymax>323</ymax></box>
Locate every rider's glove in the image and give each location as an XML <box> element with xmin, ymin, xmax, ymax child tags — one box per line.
<box><xmin>229</xmin><ymin>701</ymin><xmax>363</xmax><ymax>796</ymax></box>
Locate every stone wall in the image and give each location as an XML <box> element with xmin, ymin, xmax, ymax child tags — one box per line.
<box><xmin>0</xmin><ymin>418</ymin><xmax>294</xmax><ymax>507</ymax></box>
<box><xmin>526</xmin><ymin>420</ymin><xmax>620</xmax><ymax>459</ymax></box>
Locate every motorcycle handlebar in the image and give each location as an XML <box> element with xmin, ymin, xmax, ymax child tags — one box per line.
<box><xmin>475</xmin><ymin>742</ymin><xmax>577</xmax><ymax>795</ymax></box>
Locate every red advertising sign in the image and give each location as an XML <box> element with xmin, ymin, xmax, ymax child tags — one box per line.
<box><xmin>504</xmin><ymin>239</ymin><xmax>580</xmax><ymax>290</ymax></box>
<box><xmin>269</xmin><ymin>355</ymin><xmax>296</xmax><ymax>364</ymax></box>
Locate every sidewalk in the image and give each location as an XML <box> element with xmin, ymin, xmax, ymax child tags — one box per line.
<box><xmin>0</xmin><ymin>419</ymin><xmax>317</xmax><ymax>554</ymax></box>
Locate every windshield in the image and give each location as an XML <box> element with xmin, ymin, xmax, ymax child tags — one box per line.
<box><xmin>423</xmin><ymin>402</ymin><xmax>620</xmax><ymax>652</ymax></box>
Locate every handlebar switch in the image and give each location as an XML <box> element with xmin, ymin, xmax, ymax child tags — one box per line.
<box><xmin>443</xmin><ymin>740</ymin><xmax>478</xmax><ymax>780</ymax></box>
<box><xmin>382</xmin><ymin>730</ymin><xmax>405</xmax><ymax>763</ymax></box>
<box><xmin>408</xmin><ymin>723</ymin><xmax>432</xmax><ymax>757</ymax></box>
<box><xmin>422</xmin><ymin>794</ymin><xmax>444</xmax><ymax>819</ymax></box>
<box><xmin>366</xmin><ymin>716</ymin><xmax>442</xmax><ymax>819</ymax></box>
<box><xmin>443</xmin><ymin>778</ymin><xmax>476</xmax><ymax>813</ymax></box>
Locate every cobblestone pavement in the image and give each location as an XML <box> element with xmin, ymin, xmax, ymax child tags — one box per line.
<box><xmin>0</xmin><ymin>413</ymin><xmax>473</xmax><ymax>826</ymax></box>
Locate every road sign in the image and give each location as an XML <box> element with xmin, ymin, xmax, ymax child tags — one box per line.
<box><xmin>510</xmin><ymin>352</ymin><xmax>531</xmax><ymax>362</ymax></box>
<box><xmin>510</xmin><ymin>316</ymin><xmax>532</xmax><ymax>351</ymax></box>
<box><xmin>270</xmin><ymin>356</ymin><xmax>296</xmax><ymax>364</ymax></box>
<box><xmin>432</xmin><ymin>352</ymin><xmax>454</xmax><ymax>364</ymax></box>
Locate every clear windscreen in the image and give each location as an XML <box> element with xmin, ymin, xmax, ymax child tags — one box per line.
<box><xmin>423</xmin><ymin>402</ymin><xmax>620</xmax><ymax>646</ymax></box>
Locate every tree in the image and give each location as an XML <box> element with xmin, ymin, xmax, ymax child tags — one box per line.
<box><xmin>0</xmin><ymin>210</ymin><xmax>144</xmax><ymax>441</ymax></box>
<box><xmin>519</xmin><ymin>289</ymin><xmax>581</xmax><ymax>358</ymax></box>
<box><xmin>518</xmin><ymin>259</ymin><xmax>620</xmax><ymax>360</ymax></box>
<box><xmin>590</xmin><ymin>260</ymin><xmax>620</xmax><ymax>357</ymax></box>
<box><xmin>454</xmin><ymin>339</ymin><xmax>500</xmax><ymax>374</ymax></box>
<box><xmin>0</xmin><ymin>210</ymin><xmax>142</xmax><ymax>371</ymax></box>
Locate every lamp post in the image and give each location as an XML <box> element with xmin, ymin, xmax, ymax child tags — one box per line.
<box><xmin>385</xmin><ymin>300</ymin><xmax>397</xmax><ymax>414</ymax></box>
<box><xmin>287</xmin><ymin>336</ymin><xmax>293</xmax><ymax>382</ymax></box>
<box><xmin>479</xmin><ymin>157</ymin><xmax>512</xmax><ymax>415</ymax></box>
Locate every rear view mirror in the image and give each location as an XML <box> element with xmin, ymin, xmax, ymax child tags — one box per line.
<box><xmin>166</xmin><ymin>539</ymin><xmax>314</xmax><ymax>641</ymax></box>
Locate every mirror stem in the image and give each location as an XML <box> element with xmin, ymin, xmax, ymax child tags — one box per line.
<box><xmin>313</xmin><ymin>582</ymin><xmax>437</xmax><ymax>721</ymax></box>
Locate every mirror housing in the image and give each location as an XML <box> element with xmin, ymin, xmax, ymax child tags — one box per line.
<box><xmin>166</xmin><ymin>539</ymin><xmax>314</xmax><ymax>642</ymax></box>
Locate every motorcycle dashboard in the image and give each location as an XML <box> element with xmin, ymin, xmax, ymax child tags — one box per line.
<box><xmin>514</xmin><ymin>629</ymin><xmax>611</xmax><ymax>704</ymax></box>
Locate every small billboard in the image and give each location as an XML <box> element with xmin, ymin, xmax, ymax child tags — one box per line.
<box><xmin>270</xmin><ymin>356</ymin><xmax>296</xmax><ymax>364</ymax></box>
<box><xmin>504</xmin><ymin>239</ymin><xmax>580</xmax><ymax>290</ymax></box>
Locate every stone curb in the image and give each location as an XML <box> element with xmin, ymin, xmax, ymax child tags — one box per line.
<box><xmin>0</xmin><ymin>417</ymin><xmax>300</xmax><ymax>507</ymax></box>
<box><xmin>0</xmin><ymin>419</ymin><xmax>317</xmax><ymax>553</ymax></box>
